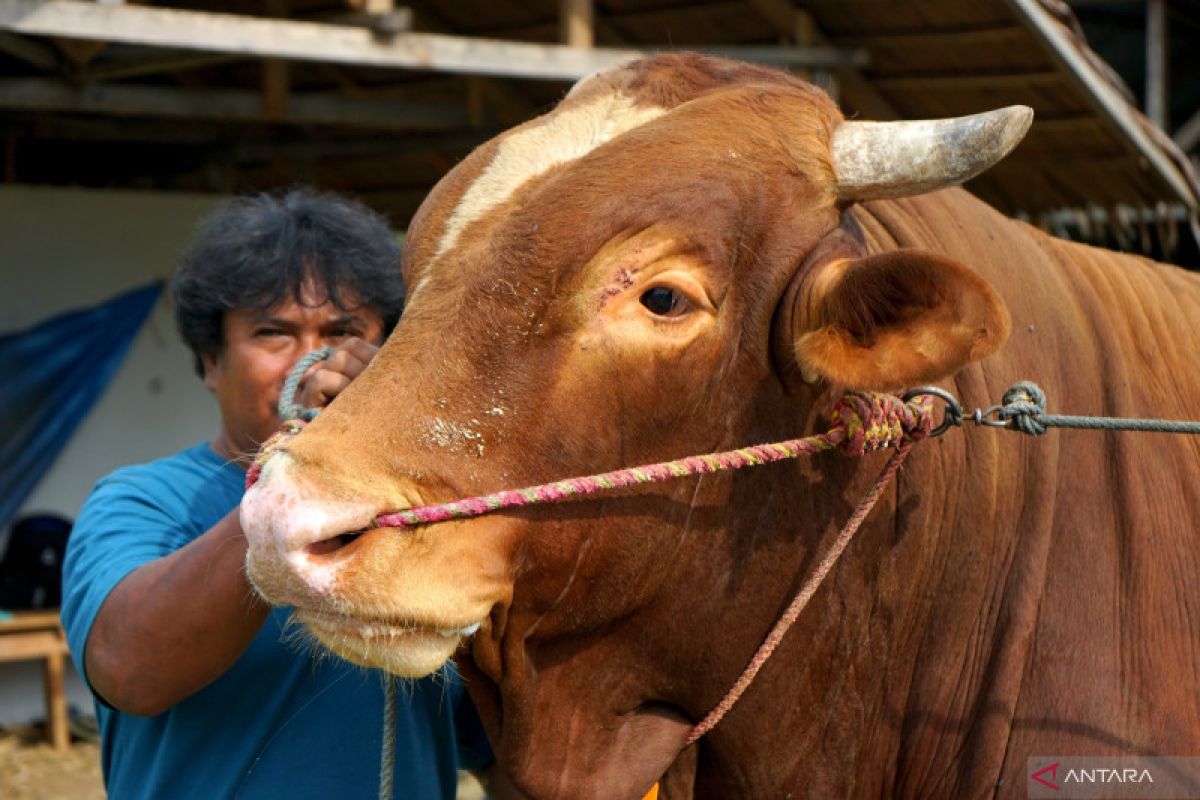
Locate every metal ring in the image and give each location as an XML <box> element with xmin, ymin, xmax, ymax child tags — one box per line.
<box><xmin>902</xmin><ymin>385</ymin><xmax>963</xmax><ymax>437</ymax></box>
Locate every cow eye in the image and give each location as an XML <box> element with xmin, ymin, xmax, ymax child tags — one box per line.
<box><xmin>640</xmin><ymin>287</ymin><xmax>682</xmax><ymax>316</ymax></box>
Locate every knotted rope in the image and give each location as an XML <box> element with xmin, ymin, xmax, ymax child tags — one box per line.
<box><xmin>252</xmin><ymin>351</ymin><xmax>1200</xmax><ymax>759</ymax></box>
<box><xmin>921</xmin><ymin>380</ymin><xmax>1200</xmax><ymax>437</ymax></box>
<box><xmin>684</xmin><ymin>430</ymin><xmax>919</xmax><ymax>744</ymax></box>
<box><xmin>248</xmin><ymin>389</ymin><xmax>933</xmax><ymax>753</ymax></box>
<box><xmin>258</xmin><ymin>347</ymin><xmax>399</xmax><ymax>797</ymax></box>
<box><xmin>277</xmin><ymin>346</ymin><xmax>332</xmax><ymax>423</ymax></box>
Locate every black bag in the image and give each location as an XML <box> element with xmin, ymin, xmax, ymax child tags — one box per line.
<box><xmin>0</xmin><ymin>514</ymin><xmax>71</xmax><ymax>610</ymax></box>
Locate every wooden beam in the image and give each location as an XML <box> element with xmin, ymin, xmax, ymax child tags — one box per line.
<box><xmin>840</xmin><ymin>24</ymin><xmax>1027</xmax><ymax>49</ymax></box>
<box><xmin>263</xmin><ymin>58</ymin><xmax>288</xmax><ymax>120</ymax></box>
<box><xmin>744</xmin><ymin>0</ymin><xmax>899</xmax><ymax>120</ymax></box>
<box><xmin>560</xmin><ymin>0</ymin><xmax>593</xmax><ymax>49</ymax></box>
<box><xmin>1175</xmin><ymin>106</ymin><xmax>1200</xmax><ymax>153</ymax></box>
<box><xmin>1145</xmin><ymin>0</ymin><xmax>1168</xmax><ymax>129</ymax></box>
<box><xmin>0</xmin><ymin>29</ymin><xmax>58</xmax><ymax>68</ymax></box>
<box><xmin>262</xmin><ymin>0</ymin><xmax>289</xmax><ymax>121</ymax></box>
<box><xmin>873</xmin><ymin>70</ymin><xmax>1063</xmax><ymax>91</ymax></box>
<box><xmin>406</xmin><ymin>4</ymin><xmax>541</xmax><ymax>128</ymax></box>
<box><xmin>0</xmin><ymin>0</ymin><xmax>645</xmax><ymax>81</ymax></box>
<box><xmin>53</xmin><ymin>34</ymin><xmax>104</xmax><ymax>66</ymax></box>
<box><xmin>1006</xmin><ymin>0</ymin><xmax>1198</xmax><ymax>207</ymax></box>
<box><xmin>0</xmin><ymin>77</ymin><xmax>471</xmax><ymax>128</ymax></box>
<box><xmin>81</xmin><ymin>51</ymin><xmax>236</xmax><ymax>82</ymax></box>
<box><xmin>694</xmin><ymin>45</ymin><xmax>867</xmax><ymax>68</ymax></box>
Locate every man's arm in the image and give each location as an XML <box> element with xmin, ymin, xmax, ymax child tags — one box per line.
<box><xmin>84</xmin><ymin>337</ymin><xmax>380</xmax><ymax>716</ymax></box>
<box><xmin>85</xmin><ymin>509</ymin><xmax>266</xmax><ymax>716</ymax></box>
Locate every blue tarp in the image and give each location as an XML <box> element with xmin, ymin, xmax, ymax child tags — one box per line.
<box><xmin>0</xmin><ymin>283</ymin><xmax>162</xmax><ymax>531</ymax></box>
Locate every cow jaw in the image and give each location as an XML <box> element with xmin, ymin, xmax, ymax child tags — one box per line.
<box><xmin>241</xmin><ymin>451</ymin><xmax>509</xmax><ymax>677</ymax></box>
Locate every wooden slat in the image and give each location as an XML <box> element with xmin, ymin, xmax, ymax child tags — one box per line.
<box><xmin>0</xmin><ymin>0</ymin><xmax>645</xmax><ymax>81</ymax></box>
<box><xmin>560</xmin><ymin>0</ymin><xmax>593</xmax><ymax>48</ymax></box>
<box><xmin>43</xmin><ymin>649</ymin><xmax>69</xmax><ymax>751</ymax></box>
<box><xmin>745</xmin><ymin>0</ymin><xmax>899</xmax><ymax>119</ymax></box>
<box><xmin>1175</xmin><ymin>106</ymin><xmax>1200</xmax><ymax>153</ymax></box>
<box><xmin>874</xmin><ymin>70</ymin><xmax>1063</xmax><ymax>91</ymax></box>
<box><xmin>1005</xmin><ymin>0</ymin><xmax>1198</xmax><ymax>207</ymax></box>
<box><xmin>0</xmin><ymin>610</ymin><xmax>62</xmax><ymax>633</ymax></box>
<box><xmin>81</xmin><ymin>52</ymin><xmax>237</xmax><ymax>82</ymax></box>
<box><xmin>1145</xmin><ymin>0</ymin><xmax>1168</xmax><ymax>129</ymax></box>
<box><xmin>0</xmin><ymin>77</ymin><xmax>470</xmax><ymax>128</ymax></box>
<box><xmin>0</xmin><ymin>29</ymin><xmax>57</xmax><ymax>68</ymax></box>
<box><xmin>840</xmin><ymin>23</ymin><xmax>1026</xmax><ymax>47</ymax></box>
<box><xmin>0</xmin><ymin>630</ymin><xmax>68</xmax><ymax>662</ymax></box>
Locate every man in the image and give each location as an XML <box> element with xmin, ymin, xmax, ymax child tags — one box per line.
<box><xmin>61</xmin><ymin>189</ymin><xmax>492</xmax><ymax>798</ymax></box>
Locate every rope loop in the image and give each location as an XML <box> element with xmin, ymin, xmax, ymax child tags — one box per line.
<box><xmin>998</xmin><ymin>380</ymin><xmax>1048</xmax><ymax>436</ymax></box>
<box><xmin>831</xmin><ymin>392</ymin><xmax>934</xmax><ymax>456</ymax></box>
<box><xmin>278</xmin><ymin>347</ymin><xmax>333</xmax><ymax>423</ymax></box>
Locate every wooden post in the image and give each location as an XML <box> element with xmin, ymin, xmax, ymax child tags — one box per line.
<box><xmin>1146</xmin><ymin>0</ymin><xmax>1168</xmax><ymax>130</ymax></box>
<box><xmin>44</xmin><ymin>648</ymin><xmax>69</xmax><ymax>751</ymax></box>
<box><xmin>263</xmin><ymin>0</ymin><xmax>289</xmax><ymax>121</ymax></box>
<box><xmin>560</xmin><ymin>0</ymin><xmax>593</xmax><ymax>49</ymax></box>
<box><xmin>263</xmin><ymin>59</ymin><xmax>289</xmax><ymax>120</ymax></box>
<box><xmin>0</xmin><ymin>613</ymin><xmax>72</xmax><ymax>751</ymax></box>
<box><xmin>1174</xmin><ymin>106</ymin><xmax>1200</xmax><ymax>152</ymax></box>
<box><xmin>793</xmin><ymin>9</ymin><xmax>815</xmax><ymax>81</ymax></box>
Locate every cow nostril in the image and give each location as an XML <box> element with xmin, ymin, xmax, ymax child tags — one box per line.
<box><xmin>305</xmin><ymin>531</ymin><xmax>365</xmax><ymax>557</ymax></box>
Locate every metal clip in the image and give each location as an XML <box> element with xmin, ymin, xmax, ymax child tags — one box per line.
<box><xmin>902</xmin><ymin>386</ymin><xmax>963</xmax><ymax>437</ymax></box>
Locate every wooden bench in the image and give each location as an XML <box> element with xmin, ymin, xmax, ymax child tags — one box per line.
<box><xmin>0</xmin><ymin>610</ymin><xmax>70</xmax><ymax>750</ymax></box>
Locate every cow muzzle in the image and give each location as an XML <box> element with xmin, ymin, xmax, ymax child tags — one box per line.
<box><xmin>240</xmin><ymin>450</ymin><xmax>501</xmax><ymax>677</ymax></box>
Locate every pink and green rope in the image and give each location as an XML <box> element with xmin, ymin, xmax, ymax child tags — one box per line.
<box><xmin>247</xmin><ymin>390</ymin><xmax>935</xmax><ymax>746</ymax></box>
<box><xmin>363</xmin><ymin>391</ymin><xmax>933</xmax><ymax>528</ymax></box>
<box><xmin>248</xmin><ymin>393</ymin><xmax>933</xmax><ymax>525</ymax></box>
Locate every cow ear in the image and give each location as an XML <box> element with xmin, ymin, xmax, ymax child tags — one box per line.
<box><xmin>793</xmin><ymin>250</ymin><xmax>1010</xmax><ymax>390</ymax></box>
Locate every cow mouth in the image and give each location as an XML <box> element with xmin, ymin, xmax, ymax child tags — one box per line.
<box><xmin>299</xmin><ymin>609</ymin><xmax>483</xmax><ymax>641</ymax></box>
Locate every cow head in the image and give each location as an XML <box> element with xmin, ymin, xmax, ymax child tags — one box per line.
<box><xmin>241</xmin><ymin>54</ymin><xmax>1022</xmax><ymax>796</ymax></box>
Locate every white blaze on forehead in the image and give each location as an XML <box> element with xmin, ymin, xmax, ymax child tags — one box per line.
<box><xmin>433</xmin><ymin>91</ymin><xmax>667</xmax><ymax>262</ymax></box>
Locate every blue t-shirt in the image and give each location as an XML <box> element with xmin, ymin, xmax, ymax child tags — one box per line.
<box><xmin>61</xmin><ymin>442</ymin><xmax>492</xmax><ymax>799</ymax></box>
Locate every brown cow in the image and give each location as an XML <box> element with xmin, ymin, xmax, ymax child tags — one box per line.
<box><xmin>241</xmin><ymin>55</ymin><xmax>1200</xmax><ymax>798</ymax></box>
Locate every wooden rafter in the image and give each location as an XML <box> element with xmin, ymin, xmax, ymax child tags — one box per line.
<box><xmin>560</xmin><ymin>0</ymin><xmax>593</xmax><ymax>49</ymax></box>
<box><xmin>0</xmin><ymin>1</ymin><xmax>866</xmax><ymax>82</ymax></box>
<box><xmin>1006</xmin><ymin>0</ymin><xmax>1198</xmax><ymax>208</ymax></box>
<box><xmin>744</xmin><ymin>0</ymin><xmax>899</xmax><ymax>120</ymax></box>
<box><xmin>1175</xmin><ymin>106</ymin><xmax>1200</xmax><ymax>153</ymax></box>
<box><xmin>0</xmin><ymin>0</ymin><xmax>644</xmax><ymax>81</ymax></box>
<box><xmin>0</xmin><ymin>77</ymin><xmax>470</xmax><ymax>128</ymax></box>
<box><xmin>0</xmin><ymin>30</ymin><xmax>57</xmax><ymax>69</ymax></box>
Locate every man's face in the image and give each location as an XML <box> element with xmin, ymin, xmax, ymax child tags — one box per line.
<box><xmin>201</xmin><ymin>286</ymin><xmax>386</xmax><ymax>464</ymax></box>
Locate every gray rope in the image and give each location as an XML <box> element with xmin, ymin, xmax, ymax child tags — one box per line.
<box><xmin>910</xmin><ymin>381</ymin><xmax>1200</xmax><ymax>437</ymax></box>
<box><xmin>274</xmin><ymin>348</ymin><xmax>398</xmax><ymax>799</ymax></box>
<box><xmin>277</xmin><ymin>347</ymin><xmax>332</xmax><ymax>422</ymax></box>
<box><xmin>379</xmin><ymin>675</ymin><xmax>396</xmax><ymax>800</ymax></box>
<box><xmin>277</xmin><ymin>351</ymin><xmax>396</xmax><ymax>799</ymax></box>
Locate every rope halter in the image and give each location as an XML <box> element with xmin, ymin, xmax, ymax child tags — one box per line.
<box><xmin>245</xmin><ymin>387</ymin><xmax>935</xmax><ymax>752</ymax></box>
<box><xmin>366</xmin><ymin>392</ymin><xmax>932</xmax><ymax>529</ymax></box>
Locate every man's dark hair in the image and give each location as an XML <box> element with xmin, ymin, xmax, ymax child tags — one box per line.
<box><xmin>172</xmin><ymin>188</ymin><xmax>406</xmax><ymax>376</ymax></box>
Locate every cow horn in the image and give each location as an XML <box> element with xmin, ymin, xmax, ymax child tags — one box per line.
<box><xmin>832</xmin><ymin>106</ymin><xmax>1033</xmax><ymax>201</ymax></box>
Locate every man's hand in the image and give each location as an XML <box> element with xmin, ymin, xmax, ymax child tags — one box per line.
<box><xmin>296</xmin><ymin>338</ymin><xmax>380</xmax><ymax>410</ymax></box>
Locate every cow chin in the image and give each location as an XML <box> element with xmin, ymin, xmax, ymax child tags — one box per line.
<box><xmin>294</xmin><ymin>608</ymin><xmax>464</xmax><ymax>677</ymax></box>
